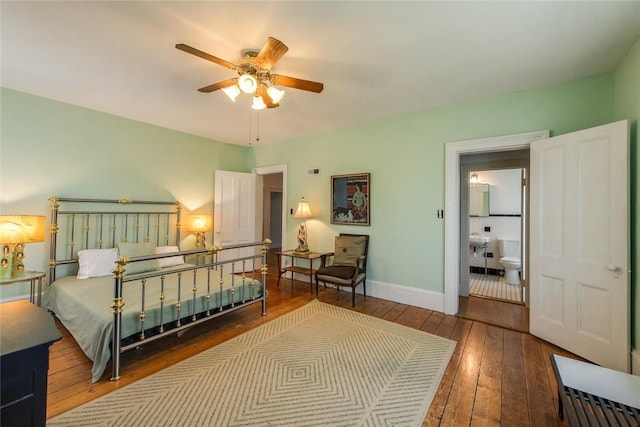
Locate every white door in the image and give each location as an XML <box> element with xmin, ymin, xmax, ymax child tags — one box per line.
<box><xmin>529</xmin><ymin>120</ymin><xmax>629</xmax><ymax>372</ymax></box>
<box><xmin>214</xmin><ymin>170</ymin><xmax>257</xmax><ymax>262</ymax></box>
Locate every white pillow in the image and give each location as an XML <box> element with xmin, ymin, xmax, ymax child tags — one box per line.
<box><xmin>77</xmin><ymin>248</ymin><xmax>118</xmax><ymax>279</ymax></box>
<box><xmin>156</xmin><ymin>246</ymin><xmax>184</xmax><ymax>268</ymax></box>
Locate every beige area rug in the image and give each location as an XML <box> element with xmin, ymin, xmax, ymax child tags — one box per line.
<box><xmin>48</xmin><ymin>300</ymin><xmax>456</xmax><ymax>427</ymax></box>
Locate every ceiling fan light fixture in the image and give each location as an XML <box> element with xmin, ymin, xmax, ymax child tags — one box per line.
<box><xmin>266</xmin><ymin>86</ymin><xmax>285</xmax><ymax>103</ymax></box>
<box><xmin>238</xmin><ymin>74</ymin><xmax>258</xmax><ymax>94</ymax></box>
<box><xmin>222</xmin><ymin>85</ymin><xmax>241</xmax><ymax>101</ymax></box>
<box><xmin>252</xmin><ymin>95</ymin><xmax>266</xmax><ymax>110</ymax></box>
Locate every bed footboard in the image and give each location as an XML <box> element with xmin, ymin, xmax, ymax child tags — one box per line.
<box><xmin>110</xmin><ymin>240</ymin><xmax>270</xmax><ymax>381</ymax></box>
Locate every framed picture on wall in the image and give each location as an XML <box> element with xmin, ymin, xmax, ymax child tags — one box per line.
<box><xmin>331</xmin><ymin>173</ymin><xmax>370</xmax><ymax>226</ymax></box>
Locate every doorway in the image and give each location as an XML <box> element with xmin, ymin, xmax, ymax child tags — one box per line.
<box><xmin>443</xmin><ymin>130</ymin><xmax>549</xmax><ymax>315</ymax></box>
<box><xmin>269</xmin><ymin>191</ymin><xmax>282</xmax><ymax>248</ymax></box>
<box><xmin>465</xmin><ymin>167</ymin><xmax>526</xmax><ymax>305</ymax></box>
<box><xmin>253</xmin><ymin>164</ymin><xmax>287</xmax><ymax>273</ymax></box>
<box><xmin>260</xmin><ymin>172</ymin><xmax>283</xmax><ymax>250</ymax></box>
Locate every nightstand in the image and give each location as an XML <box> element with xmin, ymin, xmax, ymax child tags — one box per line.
<box><xmin>275</xmin><ymin>250</ymin><xmax>330</xmax><ymax>291</ymax></box>
<box><xmin>0</xmin><ymin>271</ymin><xmax>46</xmax><ymax>307</ymax></box>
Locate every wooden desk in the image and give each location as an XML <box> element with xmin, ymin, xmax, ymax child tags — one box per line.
<box><xmin>0</xmin><ymin>271</ymin><xmax>46</xmax><ymax>307</ymax></box>
<box><xmin>551</xmin><ymin>354</ymin><xmax>640</xmax><ymax>425</ymax></box>
<box><xmin>275</xmin><ymin>250</ymin><xmax>329</xmax><ymax>291</ymax></box>
<box><xmin>1</xmin><ymin>300</ymin><xmax>62</xmax><ymax>426</ymax></box>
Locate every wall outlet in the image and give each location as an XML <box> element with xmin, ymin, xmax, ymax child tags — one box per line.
<box><xmin>484</xmin><ymin>226</ymin><xmax>491</xmax><ymax>232</ymax></box>
<box><xmin>486</xmin><ymin>252</ymin><xmax>494</xmax><ymax>258</ymax></box>
<box><xmin>307</xmin><ymin>168</ymin><xmax>320</xmax><ymax>175</ymax></box>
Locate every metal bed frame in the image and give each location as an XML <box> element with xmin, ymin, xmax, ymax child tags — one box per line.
<box><xmin>48</xmin><ymin>197</ymin><xmax>270</xmax><ymax>380</ymax></box>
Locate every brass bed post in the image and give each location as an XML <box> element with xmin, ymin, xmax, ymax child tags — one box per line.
<box><xmin>261</xmin><ymin>239</ymin><xmax>271</xmax><ymax>316</ymax></box>
<box><xmin>110</xmin><ymin>257</ymin><xmax>127</xmax><ymax>381</ymax></box>
<box><xmin>83</xmin><ymin>214</ymin><xmax>90</xmax><ymax>250</ymax></box>
<box><xmin>49</xmin><ymin>197</ymin><xmax>60</xmax><ymax>283</ymax></box>
<box><xmin>175</xmin><ymin>202</ymin><xmax>182</xmax><ymax>246</ymax></box>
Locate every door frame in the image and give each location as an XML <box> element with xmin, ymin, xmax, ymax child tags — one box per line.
<box><xmin>444</xmin><ymin>130</ymin><xmax>548</xmax><ymax>314</ymax></box>
<box><xmin>253</xmin><ymin>164</ymin><xmax>288</xmax><ymax>253</ymax></box>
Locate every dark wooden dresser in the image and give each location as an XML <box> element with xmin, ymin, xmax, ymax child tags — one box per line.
<box><xmin>1</xmin><ymin>300</ymin><xmax>61</xmax><ymax>427</ymax></box>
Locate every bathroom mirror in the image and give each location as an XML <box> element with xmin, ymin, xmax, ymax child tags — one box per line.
<box><xmin>469</xmin><ymin>183</ymin><xmax>489</xmax><ymax>217</ymax></box>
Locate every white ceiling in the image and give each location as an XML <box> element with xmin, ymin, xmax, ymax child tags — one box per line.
<box><xmin>2</xmin><ymin>1</ymin><xmax>639</xmax><ymax>146</ymax></box>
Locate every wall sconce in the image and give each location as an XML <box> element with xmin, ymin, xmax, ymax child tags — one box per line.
<box><xmin>293</xmin><ymin>197</ymin><xmax>313</xmax><ymax>254</ymax></box>
<box><xmin>187</xmin><ymin>214</ymin><xmax>213</xmax><ymax>249</ymax></box>
<box><xmin>0</xmin><ymin>215</ymin><xmax>46</xmax><ymax>279</ymax></box>
<box><xmin>470</xmin><ymin>172</ymin><xmax>480</xmax><ymax>184</ymax></box>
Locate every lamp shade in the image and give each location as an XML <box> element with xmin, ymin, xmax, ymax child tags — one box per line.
<box><xmin>293</xmin><ymin>198</ymin><xmax>313</xmax><ymax>219</ymax></box>
<box><xmin>267</xmin><ymin>86</ymin><xmax>285</xmax><ymax>103</ymax></box>
<box><xmin>187</xmin><ymin>214</ymin><xmax>213</xmax><ymax>232</ymax></box>
<box><xmin>251</xmin><ymin>95</ymin><xmax>266</xmax><ymax>110</ymax></box>
<box><xmin>0</xmin><ymin>215</ymin><xmax>46</xmax><ymax>243</ymax></box>
<box><xmin>238</xmin><ymin>74</ymin><xmax>257</xmax><ymax>94</ymax></box>
<box><xmin>222</xmin><ymin>84</ymin><xmax>241</xmax><ymax>101</ymax></box>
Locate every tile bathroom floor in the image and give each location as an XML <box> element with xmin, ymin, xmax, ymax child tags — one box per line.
<box><xmin>470</xmin><ymin>272</ymin><xmax>523</xmax><ymax>304</ymax></box>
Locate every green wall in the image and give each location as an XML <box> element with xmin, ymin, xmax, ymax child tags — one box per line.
<box><xmin>613</xmin><ymin>38</ymin><xmax>640</xmax><ymax>353</ymax></box>
<box><xmin>251</xmin><ymin>73</ymin><xmax>615</xmax><ymax>293</ymax></box>
<box><xmin>0</xmin><ymin>88</ymin><xmax>251</xmax><ymax>299</ymax></box>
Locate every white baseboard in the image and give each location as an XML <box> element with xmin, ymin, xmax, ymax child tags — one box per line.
<box><xmin>0</xmin><ymin>294</ymin><xmax>31</xmax><ymax>304</ymax></box>
<box><xmin>632</xmin><ymin>349</ymin><xmax>640</xmax><ymax>376</ymax></box>
<box><xmin>302</xmin><ymin>274</ymin><xmax>445</xmax><ymax>312</ymax></box>
<box><xmin>367</xmin><ymin>279</ymin><xmax>444</xmax><ymax>312</ymax></box>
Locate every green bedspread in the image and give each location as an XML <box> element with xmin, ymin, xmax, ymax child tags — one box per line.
<box><xmin>44</xmin><ymin>265</ymin><xmax>263</xmax><ymax>382</ymax></box>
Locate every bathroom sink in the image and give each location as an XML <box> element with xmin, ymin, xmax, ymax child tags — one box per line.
<box><xmin>469</xmin><ymin>235</ymin><xmax>490</xmax><ymax>246</ymax></box>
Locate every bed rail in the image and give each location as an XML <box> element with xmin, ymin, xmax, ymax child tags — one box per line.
<box><xmin>110</xmin><ymin>239</ymin><xmax>270</xmax><ymax>380</ymax></box>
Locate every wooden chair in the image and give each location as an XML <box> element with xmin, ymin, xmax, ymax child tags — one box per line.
<box><xmin>315</xmin><ymin>233</ymin><xmax>369</xmax><ymax>307</ymax></box>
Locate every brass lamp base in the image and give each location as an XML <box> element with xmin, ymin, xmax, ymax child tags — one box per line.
<box><xmin>0</xmin><ymin>243</ymin><xmax>25</xmax><ymax>280</ymax></box>
<box><xmin>194</xmin><ymin>232</ymin><xmax>207</xmax><ymax>249</ymax></box>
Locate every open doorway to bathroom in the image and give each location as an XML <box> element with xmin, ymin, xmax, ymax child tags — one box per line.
<box><xmin>468</xmin><ymin>168</ymin><xmax>525</xmax><ymax>305</ymax></box>
<box><xmin>459</xmin><ymin>150</ymin><xmax>529</xmax><ymax>308</ymax></box>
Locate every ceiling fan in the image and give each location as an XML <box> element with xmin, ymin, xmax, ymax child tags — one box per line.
<box><xmin>176</xmin><ymin>37</ymin><xmax>324</xmax><ymax>109</ymax></box>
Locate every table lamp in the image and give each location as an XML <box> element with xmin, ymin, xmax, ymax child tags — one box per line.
<box><xmin>188</xmin><ymin>214</ymin><xmax>213</xmax><ymax>249</ymax></box>
<box><xmin>0</xmin><ymin>215</ymin><xmax>46</xmax><ymax>279</ymax></box>
<box><xmin>293</xmin><ymin>197</ymin><xmax>313</xmax><ymax>254</ymax></box>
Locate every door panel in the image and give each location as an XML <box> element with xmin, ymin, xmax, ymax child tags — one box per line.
<box><xmin>530</xmin><ymin>120</ymin><xmax>629</xmax><ymax>372</ymax></box>
<box><xmin>214</xmin><ymin>170</ymin><xmax>256</xmax><ymax>262</ymax></box>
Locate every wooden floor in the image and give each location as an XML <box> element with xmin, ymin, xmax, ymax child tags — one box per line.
<box><xmin>46</xmin><ymin>269</ymin><xmax>578</xmax><ymax>426</ymax></box>
<box><xmin>457</xmin><ymin>294</ymin><xmax>530</xmax><ymax>333</ymax></box>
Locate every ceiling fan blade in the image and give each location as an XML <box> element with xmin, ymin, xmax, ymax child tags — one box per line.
<box><xmin>271</xmin><ymin>74</ymin><xmax>324</xmax><ymax>93</ymax></box>
<box><xmin>254</xmin><ymin>37</ymin><xmax>289</xmax><ymax>70</ymax></box>
<box><xmin>257</xmin><ymin>85</ymin><xmax>279</xmax><ymax>109</ymax></box>
<box><xmin>198</xmin><ymin>78</ymin><xmax>238</xmax><ymax>93</ymax></box>
<box><xmin>176</xmin><ymin>43</ymin><xmax>237</xmax><ymax>70</ymax></box>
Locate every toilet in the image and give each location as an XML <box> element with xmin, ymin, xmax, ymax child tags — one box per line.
<box><xmin>498</xmin><ymin>239</ymin><xmax>521</xmax><ymax>285</ymax></box>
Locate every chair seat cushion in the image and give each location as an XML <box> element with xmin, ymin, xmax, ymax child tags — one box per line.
<box><xmin>317</xmin><ymin>265</ymin><xmax>356</xmax><ymax>280</ymax></box>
